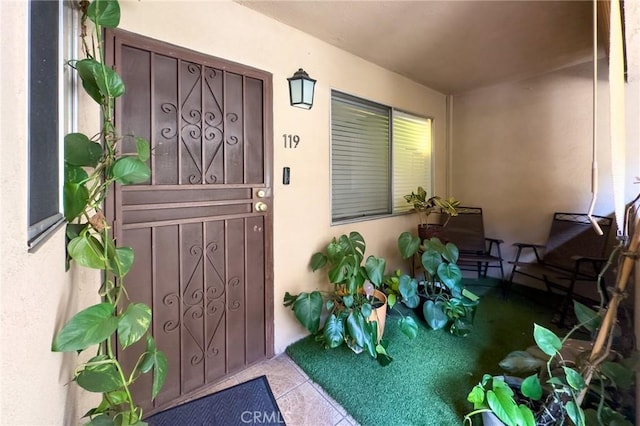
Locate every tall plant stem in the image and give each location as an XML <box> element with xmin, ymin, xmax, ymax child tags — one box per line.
<box><xmin>576</xmin><ymin>214</ymin><xmax>640</xmax><ymax>405</ymax></box>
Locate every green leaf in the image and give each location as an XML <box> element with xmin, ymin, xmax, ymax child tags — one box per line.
<box><xmin>65</xmin><ymin>133</ymin><xmax>102</xmax><ymax>167</ymax></box>
<box><xmin>289</xmin><ymin>291</ymin><xmax>323</xmax><ymax>333</ymax></box>
<box><xmin>437</xmin><ymin>263</ymin><xmax>462</xmax><ymax>291</ymax></box>
<box><xmin>309</xmin><ymin>252</ymin><xmax>327</xmax><ymax>271</ymax></box>
<box><xmin>75</xmin><ymin>59</ymin><xmax>104</xmax><ymax>104</ymax></box>
<box><xmin>601</xmin><ymin>361</ymin><xmax>634</xmax><ymax>389</ymax></box>
<box><xmin>86</xmin><ymin>414</ymin><xmax>115</xmax><ymax>426</ymax></box>
<box><xmin>87</xmin><ymin>0</ymin><xmax>121</xmax><ymax>28</ymax></box>
<box><xmin>467</xmin><ymin>384</ymin><xmax>486</xmax><ymax>409</ymax></box>
<box><xmin>105</xmin><ymin>390</ymin><xmax>129</xmax><ymax>406</ymax></box>
<box><xmin>487</xmin><ymin>386</ymin><xmax>521</xmax><ymax>426</ymax></box>
<box><xmin>364</xmin><ymin>255</ymin><xmax>386</xmax><ymax>286</ymax></box>
<box><xmin>361</xmin><ymin>319</ymin><xmax>377</xmax><ymax>358</ymax></box>
<box><xmin>423</xmin><ymin>300</ymin><xmax>448</xmax><ymax>330</ymax></box>
<box><xmin>449</xmin><ymin>318</ymin><xmax>473</xmax><ymax>337</ymax></box>
<box><xmin>343</xmin><ymin>232</ymin><xmax>366</xmax><ymax>264</ymax></box>
<box><xmin>136</xmin><ymin>137</ymin><xmax>151</xmax><ymax>162</ymax></box>
<box><xmin>533</xmin><ymin>323</ymin><xmax>562</xmax><ymax>356</ymax></box>
<box><xmin>375</xmin><ymin>344</ymin><xmax>392</xmax><ymax>366</ymax></box>
<box><xmin>360</xmin><ymin>302</ymin><xmax>372</xmax><ymax>318</ymax></box>
<box><xmin>518</xmin><ymin>405</ymin><xmax>536</xmax><ymax>426</ymax></box>
<box><xmin>421</xmin><ymin>250</ymin><xmax>442</xmax><ymax>275</ymax></box>
<box><xmin>94</xmin><ymin>65</ymin><xmax>125</xmax><ymax>99</ymax></box>
<box><xmin>521</xmin><ymin>374</ymin><xmax>542</xmax><ymax>400</ymax></box>
<box><xmin>565</xmin><ymin>401</ymin><xmax>585</xmax><ymax>426</ymax></box>
<box><xmin>118</xmin><ymin>303</ymin><xmax>151</xmax><ymax>349</ymax></box>
<box><xmin>52</xmin><ymin>303</ymin><xmax>118</xmax><ymax>352</ymax></box>
<box><xmin>66</xmin><ymin>223</ymin><xmax>87</xmax><ymax>240</ymax></box>
<box><xmin>398</xmin><ymin>275</ymin><xmax>419</xmax><ymax>308</ymax></box>
<box><xmin>343</xmin><ymin>294</ymin><xmax>354</xmax><ymax>308</ymax></box>
<box><xmin>114</xmin><ymin>246</ymin><xmax>134</xmax><ymax>278</ymax></box>
<box><xmin>139</xmin><ymin>336</ymin><xmax>167</xmax><ymax>399</ymax></box>
<box><xmin>63</xmin><ymin>182</ymin><xmax>89</xmax><ymax>222</ymax></box>
<box><xmin>68</xmin><ymin>234</ymin><xmax>107</xmax><ymax>270</ymax></box>
<box><xmin>441</xmin><ymin>242</ymin><xmax>460</xmax><ymax>264</ymax></box>
<box><xmin>563</xmin><ymin>366</ymin><xmax>585</xmax><ymax>390</ymax></box>
<box><xmin>65</xmin><ymin>164</ymin><xmax>89</xmax><ymax>184</ymax></box>
<box><xmin>105</xmin><ymin>239</ymin><xmax>134</xmax><ymax>279</ymax></box>
<box><xmin>323</xmin><ymin>314</ymin><xmax>345</xmax><ymax>348</ymax></box>
<box><xmin>387</xmin><ymin>293</ymin><xmax>396</xmax><ymax>309</ymax></box>
<box><xmin>346</xmin><ymin>311</ymin><xmax>366</xmax><ymax>349</ymax></box>
<box><xmin>573</xmin><ymin>300</ymin><xmax>601</xmax><ymax>332</ymax></box>
<box><xmin>398</xmin><ymin>232</ymin><xmax>420</xmax><ymax>259</ymax></box>
<box><xmin>76</xmin><ymin>355</ymin><xmax>122</xmax><ymax>393</ymax></box>
<box><xmin>111</xmin><ymin>156</ymin><xmax>151</xmax><ymax>185</ymax></box>
<box><xmin>152</xmin><ymin>350</ymin><xmax>168</xmax><ymax>399</ymax></box>
<box><xmin>398</xmin><ymin>316</ymin><xmax>418</xmax><ymax>339</ymax></box>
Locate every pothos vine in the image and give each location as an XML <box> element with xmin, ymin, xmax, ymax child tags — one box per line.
<box><xmin>51</xmin><ymin>1</ymin><xmax>166</xmax><ymax>425</ymax></box>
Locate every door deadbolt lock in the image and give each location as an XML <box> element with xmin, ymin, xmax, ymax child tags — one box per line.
<box><xmin>256</xmin><ymin>190</ymin><xmax>266</xmax><ymax>198</ymax></box>
<box><xmin>255</xmin><ymin>202</ymin><xmax>268</xmax><ymax>212</ymax></box>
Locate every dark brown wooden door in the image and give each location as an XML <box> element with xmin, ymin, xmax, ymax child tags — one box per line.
<box><xmin>106</xmin><ymin>29</ymin><xmax>273</xmax><ymax>415</ymax></box>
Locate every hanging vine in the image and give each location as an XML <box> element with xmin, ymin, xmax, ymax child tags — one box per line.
<box><xmin>51</xmin><ymin>1</ymin><xmax>166</xmax><ymax>425</ymax></box>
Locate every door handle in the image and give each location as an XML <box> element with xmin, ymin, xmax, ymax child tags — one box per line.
<box><xmin>255</xmin><ymin>202</ymin><xmax>268</xmax><ymax>212</ymax></box>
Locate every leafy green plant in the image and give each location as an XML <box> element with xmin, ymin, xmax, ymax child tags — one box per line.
<box><xmin>465</xmin><ymin>323</ymin><xmax>589</xmax><ymax>426</ymax></box>
<box><xmin>403</xmin><ymin>186</ymin><xmax>460</xmax><ymax>227</ymax></box>
<box><xmin>465</xmin><ymin>314</ymin><xmax>637</xmax><ymax>426</ymax></box>
<box><xmin>50</xmin><ymin>1</ymin><xmax>166</xmax><ymax>424</ymax></box>
<box><xmin>283</xmin><ymin>231</ymin><xmax>418</xmax><ymax>365</ymax></box>
<box><xmin>392</xmin><ymin>232</ymin><xmax>479</xmax><ymax>336</ymax></box>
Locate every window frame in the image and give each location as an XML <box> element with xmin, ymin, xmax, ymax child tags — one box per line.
<box><xmin>27</xmin><ymin>0</ymin><xmax>77</xmax><ymax>250</ymax></box>
<box><xmin>330</xmin><ymin>89</ymin><xmax>434</xmax><ymax>225</ymax></box>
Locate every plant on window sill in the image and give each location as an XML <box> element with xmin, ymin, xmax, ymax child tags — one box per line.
<box><xmin>50</xmin><ymin>1</ymin><xmax>166</xmax><ymax>425</ymax></box>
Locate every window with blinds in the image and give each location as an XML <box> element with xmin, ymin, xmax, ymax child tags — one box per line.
<box><xmin>392</xmin><ymin>111</ymin><xmax>432</xmax><ymax>213</ymax></box>
<box><xmin>330</xmin><ymin>90</ymin><xmax>433</xmax><ymax>223</ymax></box>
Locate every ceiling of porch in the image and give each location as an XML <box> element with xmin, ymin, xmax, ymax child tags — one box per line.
<box><xmin>236</xmin><ymin>0</ymin><xmax>599</xmax><ymax>94</ymax></box>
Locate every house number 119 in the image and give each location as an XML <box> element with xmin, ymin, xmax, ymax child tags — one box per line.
<box><xmin>283</xmin><ymin>134</ymin><xmax>300</xmax><ymax>148</ymax></box>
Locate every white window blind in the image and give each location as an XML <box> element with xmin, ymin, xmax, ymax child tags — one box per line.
<box><xmin>331</xmin><ymin>92</ymin><xmax>390</xmax><ymax>221</ymax></box>
<box><xmin>392</xmin><ymin>111</ymin><xmax>433</xmax><ymax>213</ymax></box>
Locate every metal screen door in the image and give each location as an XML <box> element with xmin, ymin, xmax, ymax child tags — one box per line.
<box><xmin>105</xmin><ymin>29</ymin><xmax>274</xmax><ymax>415</ymax></box>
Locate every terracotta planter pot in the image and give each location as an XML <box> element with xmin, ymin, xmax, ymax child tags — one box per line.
<box><xmin>369</xmin><ymin>289</ymin><xmax>387</xmax><ymax>342</ymax></box>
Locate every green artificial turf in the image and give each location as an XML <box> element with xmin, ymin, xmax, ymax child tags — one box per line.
<box><xmin>286</xmin><ymin>279</ymin><xmax>563</xmax><ymax>426</ymax></box>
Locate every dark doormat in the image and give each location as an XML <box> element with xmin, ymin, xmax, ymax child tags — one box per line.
<box><xmin>146</xmin><ymin>375</ymin><xmax>286</xmax><ymax>426</ymax></box>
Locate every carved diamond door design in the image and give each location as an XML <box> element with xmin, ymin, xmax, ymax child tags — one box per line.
<box><xmin>106</xmin><ymin>29</ymin><xmax>273</xmax><ymax>415</ymax></box>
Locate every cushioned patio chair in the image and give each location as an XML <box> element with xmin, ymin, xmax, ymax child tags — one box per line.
<box><xmin>506</xmin><ymin>212</ymin><xmax>613</xmax><ymax>325</ymax></box>
<box><xmin>442</xmin><ymin>206</ymin><xmax>505</xmax><ymax>281</ymax></box>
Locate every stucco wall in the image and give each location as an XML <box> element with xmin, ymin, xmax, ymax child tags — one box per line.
<box><xmin>451</xmin><ymin>59</ymin><xmax>640</xmax><ymax>265</ymax></box>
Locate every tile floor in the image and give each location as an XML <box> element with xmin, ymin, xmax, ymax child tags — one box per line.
<box><xmin>193</xmin><ymin>353</ymin><xmax>360</xmax><ymax>426</ymax></box>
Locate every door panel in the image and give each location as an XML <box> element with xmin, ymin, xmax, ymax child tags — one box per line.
<box><xmin>106</xmin><ymin>29</ymin><xmax>273</xmax><ymax>415</ymax></box>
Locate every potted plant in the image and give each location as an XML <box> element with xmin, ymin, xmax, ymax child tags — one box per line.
<box><xmin>465</xmin><ymin>319</ymin><xmax>637</xmax><ymax>426</ymax></box>
<box><xmin>403</xmin><ymin>186</ymin><xmax>461</xmax><ymax>240</ymax></box>
<box><xmin>283</xmin><ymin>231</ymin><xmax>418</xmax><ymax>365</ymax></box>
<box><xmin>464</xmin><ymin>199</ymin><xmax>640</xmax><ymax>425</ymax></box>
<box><xmin>387</xmin><ymin>232</ymin><xmax>480</xmax><ymax>337</ymax></box>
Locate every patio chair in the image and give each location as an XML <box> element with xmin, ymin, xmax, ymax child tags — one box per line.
<box><xmin>441</xmin><ymin>207</ymin><xmax>505</xmax><ymax>281</ymax></box>
<box><xmin>506</xmin><ymin>212</ymin><xmax>614</xmax><ymax>325</ymax></box>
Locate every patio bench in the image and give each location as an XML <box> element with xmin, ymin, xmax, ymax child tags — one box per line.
<box><xmin>441</xmin><ymin>206</ymin><xmax>505</xmax><ymax>281</ymax></box>
<box><xmin>506</xmin><ymin>212</ymin><xmax>614</xmax><ymax>325</ymax></box>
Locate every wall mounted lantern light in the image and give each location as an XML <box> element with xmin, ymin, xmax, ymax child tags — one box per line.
<box><xmin>288</xmin><ymin>68</ymin><xmax>316</xmax><ymax>109</ymax></box>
